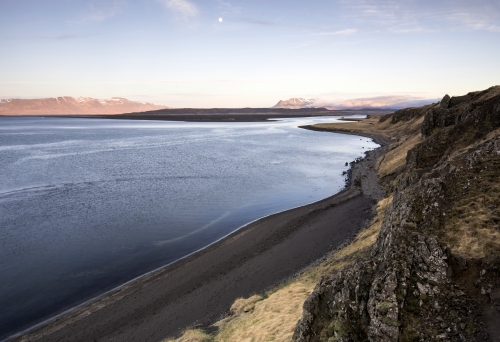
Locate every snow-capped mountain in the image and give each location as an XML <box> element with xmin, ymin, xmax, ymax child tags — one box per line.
<box><xmin>272</xmin><ymin>98</ymin><xmax>316</xmax><ymax>109</ymax></box>
<box><xmin>272</xmin><ymin>96</ymin><xmax>439</xmax><ymax>110</ymax></box>
<box><xmin>0</xmin><ymin>96</ymin><xmax>168</xmax><ymax>115</ymax></box>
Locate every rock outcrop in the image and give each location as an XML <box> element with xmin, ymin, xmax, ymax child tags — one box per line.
<box><xmin>294</xmin><ymin>86</ymin><xmax>500</xmax><ymax>341</ymax></box>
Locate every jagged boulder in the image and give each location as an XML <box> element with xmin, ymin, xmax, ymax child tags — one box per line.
<box><xmin>440</xmin><ymin>94</ymin><xmax>451</xmax><ymax>109</ymax></box>
<box><xmin>416</xmin><ymin>88</ymin><xmax>500</xmax><ymax>168</ymax></box>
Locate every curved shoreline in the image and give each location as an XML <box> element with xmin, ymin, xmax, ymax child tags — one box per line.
<box><xmin>6</xmin><ymin>180</ymin><xmax>359</xmax><ymax>341</ymax></box>
<box><xmin>299</xmin><ymin>124</ymin><xmax>393</xmax><ymax>147</ymax></box>
<box><xmin>12</xmin><ymin>129</ymin><xmax>390</xmax><ymax>342</ymax></box>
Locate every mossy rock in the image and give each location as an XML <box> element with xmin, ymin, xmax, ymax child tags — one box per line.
<box><xmin>403</xmin><ymin>221</ymin><xmax>417</xmax><ymax>229</ymax></box>
<box><xmin>379</xmin><ymin>316</ymin><xmax>401</xmax><ymax>327</ymax></box>
<box><xmin>401</xmin><ymin>331</ymin><xmax>421</xmax><ymax>342</ymax></box>
<box><xmin>324</xmin><ymin>320</ymin><xmax>348</xmax><ymax>338</ymax></box>
<box><xmin>466</xmin><ymin>321</ymin><xmax>475</xmax><ymax>336</ymax></box>
<box><xmin>333</xmin><ymin>321</ymin><xmax>349</xmax><ymax>337</ymax></box>
<box><xmin>375</xmin><ymin>301</ymin><xmax>395</xmax><ymax>314</ymax></box>
<box><xmin>326</xmin><ymin>321</ymin><xmax>336</xmax><ymax>337</ymax></box>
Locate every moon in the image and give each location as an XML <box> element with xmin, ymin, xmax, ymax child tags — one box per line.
<box><xmin>219</xmin><ymin>18</ymin><xmax>223</xmax><ymax>22</ymax></box>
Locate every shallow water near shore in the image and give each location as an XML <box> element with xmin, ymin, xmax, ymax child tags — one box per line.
<box><xmin>0</xmin><ymin>116</ymin><xmax>378</xmax><ymax>340</ymax></box>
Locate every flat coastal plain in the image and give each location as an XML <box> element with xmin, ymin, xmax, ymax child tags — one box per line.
<box><xmin>13</xmin><ymin>131</ymin><xmax>391</xmax><ymax>342</ymax></box>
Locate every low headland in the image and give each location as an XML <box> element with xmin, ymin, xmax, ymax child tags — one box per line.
<box><xmin>13</xmin><ymin>85</ymin><xmax>500</xmax><ymax>342</ymax></box>
<box><xmin>75</xmin><ymin>107</ymin><xmax>391</xmax><ymax>122</ymax></box>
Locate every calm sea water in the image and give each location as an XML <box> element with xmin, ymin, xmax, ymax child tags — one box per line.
<box><xmin>0</xmin><ymin>116</ymin><xmax>378</xmax><ymax>339</ymax></box>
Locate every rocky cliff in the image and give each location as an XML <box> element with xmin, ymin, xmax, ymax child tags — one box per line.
<box><xmin>293</xmin><ymin>86</ymin><xmax>500</xmax><ymax>341</ymax></box>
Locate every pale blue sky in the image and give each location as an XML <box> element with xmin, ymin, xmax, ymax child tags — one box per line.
<box><xmin>1</xmin><ymin>0</ymin><xmax>499</xmax><ymax>107</ymax></box>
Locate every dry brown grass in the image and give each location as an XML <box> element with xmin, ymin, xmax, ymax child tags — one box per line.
<box><xmin>377</xmin><ymin>134</ymin><xmax>422</xmax><ymax>178</ymax></box>
<box><xmin>312</xmin><ymin>115</ymin><xmax>423</xmax><ymax>142</ymax></box>
<box><xmin>313</xmin><ymin>115</ymin><xmax>424</xmax><ymax>179</ymax></box>
<box><xmin>312</xmin><ymin>117</ymin><xmax>391</xmax><ymax>139</ymax></box>
<box><xmin>163</xmin><ymin>329</ymin><xmax>212</xmax><ymax>342</ymax></box>
<box><xmin>437</xmin><ymin>129</ymin><xmax>500</xmax><ymax>258</ymax></box>
<box><xmin>214</xmin><ymin>282</ymin><xmax>311</xmax><ymax>342</ymax></box>
<box><xmin>229</xmin><ymin>295</ymin><xmax>264</xmax><ymax>316</ymax></box>
<box><xmin>445</xmin><ymin>176</ymin><xmax>500</xmax><ymax>259</ymax></box>
<box><xmin>445</xmin><ymin>199</ymin><xmax>500</xmax><ymax>258</ymax></box>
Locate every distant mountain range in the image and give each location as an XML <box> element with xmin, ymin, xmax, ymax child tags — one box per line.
<box><xmin>273</xmin><ymin>97</ymin><xmax>439</xmax><ymax>110</ymax></box>
<box><xmin>0</xmin><ymin>97</ymin><xmax>168</xmax><ymax>115</ymax></box>
<box><xmin>0</xmin><ymin>95</ymin><xmax>439</xmax><ymax>116</ymax></box>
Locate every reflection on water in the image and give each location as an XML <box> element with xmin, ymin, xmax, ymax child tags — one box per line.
<box><xmin>0</xmin><ymin>116</ymin><xmax>378</xmax><ymax>339</ymax></box>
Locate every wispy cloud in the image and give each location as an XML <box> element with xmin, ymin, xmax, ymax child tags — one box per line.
<box><xmin>158</xmin><ymin>0</ymin><xmax>199</xmax><ymax>18</ymax></box>
<box><xmin>289</xmin><ymin>28</ymin><xmax>357</xmax><ymax>46</ymax></box>
<box><xmin>216</xmin><ymin>0</ymin><xmax>240</xmax><ymax>15</ymax></box>
<box><xmin>446</xmin><ymin>9</ymin><xmax>500</xmax><ymax>32</ymax></box>
<box><xmin>79</xmin><ymin>0</ymin><xmax>126</xmax><ymax>22</ymax></box>
<box><xmin>309</xmin><ymin>28</ymin><xmax>358</xmax><ymax>36</ymax></box>
<box><xmin>289</xmin><ymin>41</ymin><xmax>321</xmax><ymax>50</ymax></box>
<box><xmin>0</xmin><ymin>34</ymin><xmax>91</xmax><ymax>41</ymax></box>
<box><xmin>49</xmin><ymin>34</ymin><xmax>85</xmax><ymax>40</ymax></box>
<box><xmin>236</xmin><ymin>18</ymin><xmax>276</xmax><ymax>26</ymax></box>
<box><xmin>339</xmin><ymin>0</ymin><xmax>500</xmax><ymax>34</ymax></box>
<box><xmin>389</xmin><ymin>27</ymin><xmax>433</xmax><ymax>34</ymax></box>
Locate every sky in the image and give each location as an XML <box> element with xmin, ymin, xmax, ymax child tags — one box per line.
<box><xmin>0</xmin><ymin>0</ymin><xmax>499</xmax><ymax>108</ymax></box>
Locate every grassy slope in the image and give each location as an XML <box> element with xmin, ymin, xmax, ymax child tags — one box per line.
<box><xmin>436</xmin><ymin>127</ymin><xmax>500</xmax><ymax>258</ymax></box>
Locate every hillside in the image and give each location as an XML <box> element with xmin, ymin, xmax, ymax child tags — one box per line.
<box><xmin>294</xmin><ymin>86</ymin><xmax>500</xmax><ymax>341</ymax></box>
<box><xmin>167</xmin><ymin>86</ymin><xmax>500</xmax><ymax>342</ymax></box>
<box><xmin>0</xmin><ymin>97</ymin><xmax>167</xmax><ymax>115</ymax></box>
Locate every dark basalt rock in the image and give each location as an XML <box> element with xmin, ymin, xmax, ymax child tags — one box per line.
<box><xmin>440</xmin><ymin>94</ymin><xmax>451</xmax><ymax>109</ymax></box>
<box><xmin>391</xmin><ymin>107</ymin><xmax>426</xmax><ymax>124</ymax></box>
<box><xmin>293</xmin><ymin>86</ymin><xmax>500</xmax><ymax>342</ymax></box>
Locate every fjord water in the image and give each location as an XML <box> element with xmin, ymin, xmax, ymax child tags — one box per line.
<box><xmin>0</xmin><ymin>116</ymin><xmax>378</xmax><ymax>339</ymax></box>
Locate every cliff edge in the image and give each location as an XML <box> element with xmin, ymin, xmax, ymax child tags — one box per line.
<box><xmin>294</xmin><ymin>86</ymin><xmax>500</xmax><ymax>341</ymax></box>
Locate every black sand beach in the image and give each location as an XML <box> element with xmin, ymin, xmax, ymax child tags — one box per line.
<box><xmin>12</xmin><ymin>130</ymin><xmax>391</xmax><ymax>342</ymax></box>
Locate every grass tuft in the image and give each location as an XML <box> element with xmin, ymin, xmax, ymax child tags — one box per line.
<box><xmin>214</xmin><ymin>282</ymin><xmax>311</xmax><ymax>342</ymax></box>
<box><xmin>163</xmin><ymin>329</ymin><xmax>212</xmax><ymax>342</ymax></box>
